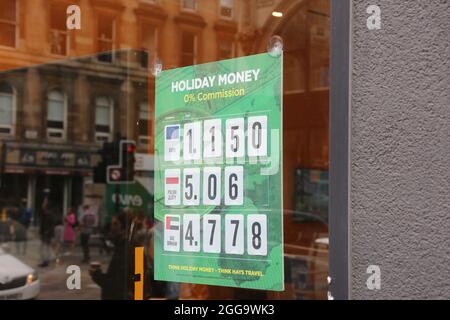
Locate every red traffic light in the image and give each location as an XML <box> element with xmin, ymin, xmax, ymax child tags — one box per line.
<box><xmin>127</xmin><ymin>145</ymin><xmax>136</xmax><ymax>153</ymax></box>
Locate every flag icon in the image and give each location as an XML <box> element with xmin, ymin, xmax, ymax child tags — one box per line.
<box><xmin>166</xmin><ymin>125</ymin><xmax>180</xmax><ymax>140</ymax></box>
<box><xmin>166</xmin><ymin>177</ymin><xmax>179</xmax><ymax>185</ymax></box>
<box><xmin>165</xmin><ymin>215</ymin><xmax>180</xmax><ymax>230</ymax></box>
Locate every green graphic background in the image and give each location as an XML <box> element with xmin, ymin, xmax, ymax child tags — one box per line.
<box><xmin>154</xmin><ymin>53</ymin><xmax>283</xmax><ymax>291</ymax></box>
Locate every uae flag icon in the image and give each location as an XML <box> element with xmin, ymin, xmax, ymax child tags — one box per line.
<box><xmin>165</xmin><ymin>215</ymin><xmax>180</xmax><ymax>230</ymax></box>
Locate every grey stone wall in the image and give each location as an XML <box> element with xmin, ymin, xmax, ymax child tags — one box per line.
<box><xmin>350</xmin><ymin>1</ymin><xmax>449</xmax><ymax>299</ymax></box>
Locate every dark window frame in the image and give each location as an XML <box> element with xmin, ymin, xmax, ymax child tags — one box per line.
<box><xmin>329</xmin><ymin>0</ymin><xmax>351</xmax><ymax>300</ymax></box>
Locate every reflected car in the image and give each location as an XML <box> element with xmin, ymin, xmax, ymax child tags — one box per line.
<box><xmin>0</xmin><ymin>246</ymin><xmax>40</xmax><ymax>300</ymax></box>
<box><xmin>282</xmin><ymin>210</ymin><xmax>329</xmax><ymax>300</ymax></box>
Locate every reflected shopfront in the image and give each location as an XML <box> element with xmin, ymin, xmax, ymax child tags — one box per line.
<box><xmin>0</xmin><ymin>0</ymin><xmax>330</xmax><ymax>300</ymax></box>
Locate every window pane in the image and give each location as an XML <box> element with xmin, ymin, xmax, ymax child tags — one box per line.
<box><xmin>219</xmin><ymin>40</ymin><xmax>233</xmax><ymax>60</ymax></box>
<box><xmin>139</xmin><ymin>119</ymin><xmax>149</xmax><ymax>136</ymax></box>
<box><xmin>141</xmin><ymin>24</ymin><xmax>156</xmax><ymax>52</ymax></box>
<box><xmin>0</xmin><ymin>94</ymin><xmax>12</xmax><ymax>125</ymax></box>
<box><xmin>95</xmin><ymin>105</ymin><xmax>110</xmax><ymax>126</ymax></box>
<box><xmin>182</xmin><ymin>0</ymin><xmax>196</xmax><ymax>10</ymax></box>
<box><xmin>98</xmin><ymin>15</ymin><xmax>114</xmax><ymax>40</ymax></box>
<box><xmin>50</xmin><ymin>31</ymin><xmax>67</xmax><ymax>56</ymax></box>
<box><xmin>139</xmin><ymin>102</ymin><xmax>149</xmax><ymax>120</ymax></box>
<box><xmin>0</xmin><ymin>23</ymin><xmax>16</xmax><ymax>47</ymax></box>
<box><xmin>50</xmin><ymin>5</ymin><xmax>66</xmax><ymax>30</ymax></box>
<box><xmin>220</xmin><ymin>0</ymin><xmax>234</xmax><ymax>17</ymax></box>
<box><xmin>181</xmin><ymin>33</ymin><xmax>196</xmax><ymax>66</ymax></box>
<box><xmin>47</xmin><ymin>100</ymin><xmax>64</xmax><ymax>122</ymax></box>
<box><xmin>0</xmin><ymin>0</ymin><xmax>16</xmax><ymax>22</ymax></box>
<box><xmin>0</xmin><ymin>82</ymin><xmax>13</xmax><ymax>94</ymax></box>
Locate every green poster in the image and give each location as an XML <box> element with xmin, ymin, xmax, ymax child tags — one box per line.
<box><xmin>154</xmin><ymin>52</ymin><xmax>283</xmax><ymax>291</ymax></box>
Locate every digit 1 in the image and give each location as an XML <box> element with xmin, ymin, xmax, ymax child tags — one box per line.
<box><xmin>187</xmin><ymin>128</ymin><xmax>193</xmax><ymax>154</ymax></box>
<box><xmin>210</xmin><ymin>126</ymin><xmax>215</xmax><ymax>152</ymax></box>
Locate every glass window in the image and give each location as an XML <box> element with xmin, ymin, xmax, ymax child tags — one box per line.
<box><xmin>0</xmin><ymin>0</ymin><xmax>17</xmax><ymax>48</ymax></box>
<box><xmin>181</xmin><ymin>32</ymin><xmax>197</xmax><ymax>67</ymax></box>
<box><xmin>140</xmin><ymin>23</ymin><xmax>157</xmax><ymax>69</ymax></box>
<box><xmin>138</xmin><ymin>101</ymin><xmax>150</xmax><ymax>141</ymax></box>
<box><xmin>50</xmin><ymin>4</ymin><xmax>69</xmax><ymax>56</ymax></box>
<box><xmin>219</xmin><ymin>0</ymin><xmax>234</xmax><ymax>19</ymax></box>
<box><xmin>97</xmin><ymin>15</ymin><xmax>116</xmax><ymax>63</ymax></box>
<box><xmin>95</xmin><ymin>96</ymin><xmax>113</xmax><ymax>142</ymax></box>
<box><xmin>0</xmin><ymin>0</ymin><xmax>331</xmax><ymax>301</ymax></box>
<box><xmin>181</xmin><ymin>0</ymin><xmax>197</xmax><ymax>11</ymax></box>
<box><xmin>47</xmin><ymin>90</ymin><xmax>66</xmax><ymax>139</ymax></box>
<box><xmin>218</xmin><ymin>39</ymin><xmax>234</xmax><ymax>60</ymax></box>
<box><xmin>0</xmin><ymin>83</ymin><xmax>14</xmax><ymax>134</ymax></box>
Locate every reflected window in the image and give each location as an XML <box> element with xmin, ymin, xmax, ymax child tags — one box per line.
<box><xmin>0</xmin><ymin>83</ymin><xmax>15</xmax><ymax>135</ymax></box>
<box><xmin>218</xmin><ymin>39</ymin><xmax>234</xmax><ymax>61</ymax></box>
<box><xmin>0</xmin><ymin>0</ymin><xmax>17</xmax><ymax>48</ymax></box>
<box><xmin>95</xmin><ymin>96</ymin><xmax>113</xmax><ymax>143</ymax></box>
<box><xmin>50</xmin><ymin>4</ymin><xmax>69</xmax><ymax>56</ymax></box>
<box><xmin>219</xmin><ymin>0</ymin><xmax>234</xmax><ymax>19</ymax></box>
<box><xmin>140</xmin><ymin>23</ymin><xmax>157</xmax><ymax>69</ymax></box>
<box><xmin>97</xmin><ymin>14</ymin><xmax>116</xmax><ymax>63</ymax></box>
<box><xmin>181</xmin><ymin>0</ymin><xmax>197</xmax><ymax>11</ymax></box>
<box><xmin>47</xmin><ymin>90</ymin><xmax>66</xmax><ymax>140</ymax></box>
<box><xmin>138</xmin><ymin>101</ymin><xmax>151</xmax><ymax>146</ymax></box>
<box><xmin>284</xmin><ymin>53</ymin><xmax>305</xmax><ymax>93</ymax></box>
<box><xmin>181</xmin><ymin>32</ymin><xmax>197</xmax><ymax>67</ymax></box>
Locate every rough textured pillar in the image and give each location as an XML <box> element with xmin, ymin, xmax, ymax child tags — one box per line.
<box><xmin>120</xmin><ymin>78</ymin><xmax>136</xmax><ymax>140</ymax></box>
<box><xmin>74</xmin><ymin>74</ymin><xmax>91</xmax><ymax>143</ymax></box>
<box><xmin>350</xmin><ymin>1</ymin><xmax>449</xmax><ymax>299</ymax></box>
<box><xmin>23</xmin><ymin>67</ymin><xmax>42</xmax><ymax>138</ymax></box>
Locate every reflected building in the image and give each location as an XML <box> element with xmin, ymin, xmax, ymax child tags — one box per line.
<box><xmin>0</xmin><ymin>51</ymin><xmax>149</xmax><ymax>222</ymax></box>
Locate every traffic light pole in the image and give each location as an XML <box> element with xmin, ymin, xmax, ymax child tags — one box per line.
<box><xmin>115</xmin><ymin>184</ymin><xmax>120</xmax><ymax>215</ymax></box>
<box><xmin>0</xmin><ymin>143</ymin><xmax>6</xmax><ymax>190</ymax></box>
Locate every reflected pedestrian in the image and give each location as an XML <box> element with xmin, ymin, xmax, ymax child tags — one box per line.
<box><xmin>63</xmin><ymin>208</ymin><xmax>77</xmax><ymax>255</ymax></box>
<box><xmin>38</xmin><ymin>200</ymin><xmax>55</xmax><ymax>268</ymax></box>
<box><xmin>80</xmin><ymin>204</ymin><xmax>97</xmax><ymax>263</ymax></box>
<box><xmin>53</xmin><ymin>217</ymin><xmax>64</xmax><ymax>264</ymax></box>
<box><xmin>19</xmin><ymin>199</ymin><xmax>32</xmax><ymax>230</ymax></box>
<box><xmin>89</xmin><ymin>213</ymin><xmax>133</xmax><ymax>300</ymax></box>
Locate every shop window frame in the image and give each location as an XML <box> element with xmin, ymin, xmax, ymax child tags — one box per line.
<box><xmin>48</xmin><ymin>2</ymin><xmax>71</xmax><ymax>57</ymax></box>
<box><xmin>46</xmin><ymin>89</ymin><xmax>68</xmax><ymax>142</ymax></box>
<box><xmin>94</xmin><ymin>96</ymin><xmax>114</xmax><ymax>143</ymax></box>
<box><xmin>329</xmin><ymin>0</ymin><xmax>351</xmax><ymax>300</ymax></box>
<box><xmin>180</xmin><ymin>0</ymin><xmax>198</xmax><ymax>13</ymax></box>
<box><xmin>0</xmin><ymin>83</ymin><xmax>16</xmax><ymax>137</ymax></box>
<box><xmin>219</xmin><ymin>0</ymin><xmax>235</xmax><ymax>20</ymax></box>
<box><xmin>0</xmin><ymin>0</ymin><xmax>19</xmax><ymax>49</ymax></box>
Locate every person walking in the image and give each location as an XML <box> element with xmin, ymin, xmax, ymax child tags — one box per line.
<box><xmin>19</xmin><ymin>199</ymin><xmax>32</xmax><ymax>230</ymax></box>
<box><xmin>53</xmin><ymin>217</ymin><xmax>64</xmax><ymax>265</ymax></box>
<box><xmin>79</xmin><ymin>205</ymin><xmax>96</xmax><ymax>263</ymax></box>
<box><xmin>63</xmin><ymin>208</ymin><xmax>77</xmax><ymax>255</ymax></box>
<box><xmin>38</xmin><ymin>200</ymin><xmax>55</xmax><ymax>268</ymax></box>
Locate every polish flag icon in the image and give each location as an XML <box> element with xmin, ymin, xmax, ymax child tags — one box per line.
<box><xmin>165</xmin><ymin>176</ymin><xmax>179</xmax><ymax>185</ymax></box>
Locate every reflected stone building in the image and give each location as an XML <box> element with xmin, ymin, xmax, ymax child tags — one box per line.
<box><xmin>0</xmin><ymin>50</ymin><xmax>149</xmax><ymax>221</ymax></box>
